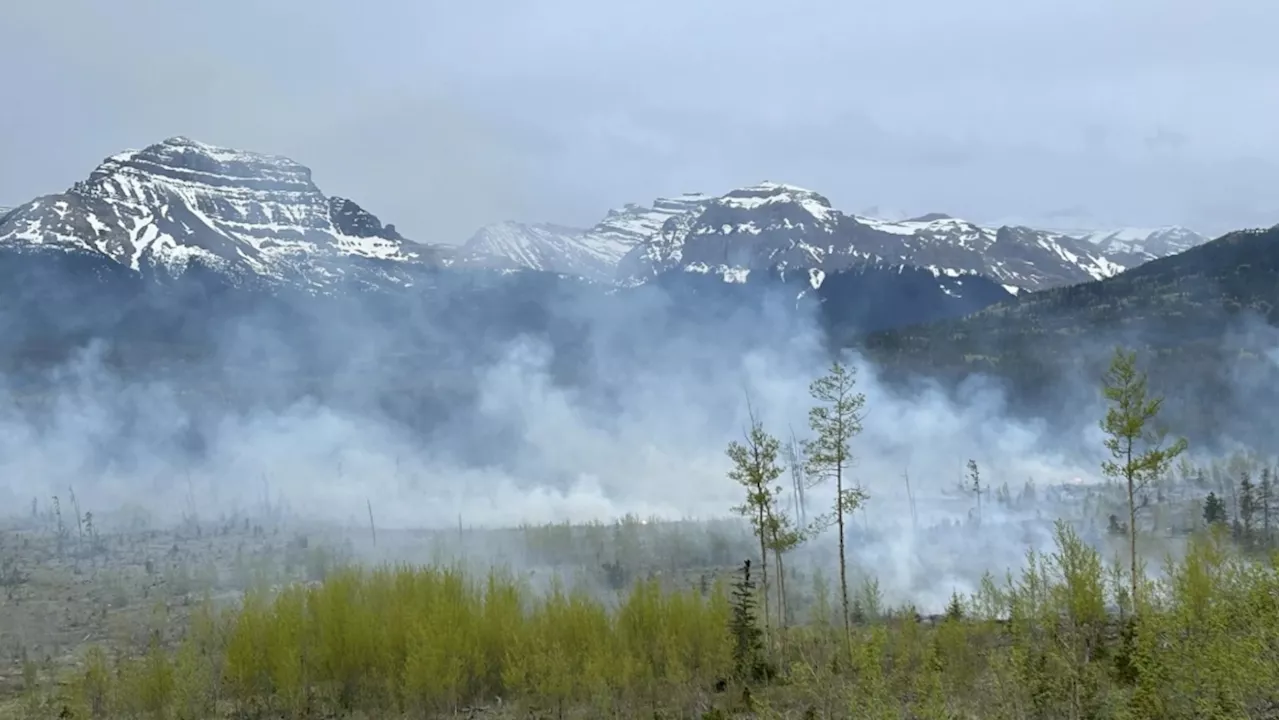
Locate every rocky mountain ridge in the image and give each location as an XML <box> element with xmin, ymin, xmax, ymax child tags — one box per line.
<box><xmin>466</xmin><ymin>184</ymin><xmax>1206</xmax><ymax>293</ymax></box>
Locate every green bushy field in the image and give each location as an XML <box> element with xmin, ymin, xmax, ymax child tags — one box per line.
<box><xmin>4</xmin><ymin>517</ymin><xmax>1275</xmax><ymax>720</ymax></box>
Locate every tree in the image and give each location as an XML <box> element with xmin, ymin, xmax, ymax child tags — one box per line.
<box><xmin>726</xmin><ymin>409</ymin><xmax>786</xmax><ymax>642</ymax></box>
<box><xmin>1202</xmin><ymin>492</ymin><xmax>1227</xmax><ymax>527</ymax></box>
<box><xmin>728</xmin><ymin>560</ymin><xmax>769</xmax><ymax>684</ymax></box>
<box><xmin>1258</xmin><ymin>467</ymin><xmax>1274</xmax><ymax>544</ymax></box>
<box><xmin>764</xmin><ymin>502</ymin><xmax>804</xmax><ymax>633</ymax></box>
<box><xmin>967</xmin><ymin>459</ymin><xmax>984</xmax><ymax>525</ymax></box>
<box><xmin>1099</xmin><ymin>347</ymin><xmax>1188</xmax><ymax>607</ymax></box>
<box><xmin>802</xmin><ymin>361</ymin><xmax>869</xmax><ymax>646</ymax></box>
<box><xmin>1236</xmin><ymin>471</ymin><xmax>1256</xmax><ymax>547</ymax></box>
<box><xmin>784</xmin><ymin>429</ymin><xmax>808</xmax><ymax>529</ymax></box>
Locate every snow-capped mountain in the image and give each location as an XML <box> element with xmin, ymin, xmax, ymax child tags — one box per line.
<box><xmin>1074</xmin><ymin>226</ymin><xmax>1207</xmax><ymax>265</ymax></box>
<box><xmin>454</xmin><ymin>222</ymin><xmax>596</xmax><ymax>277</ymax></box>
<box><xmin>456</xmin><ymin>193</ymin><xmax>711</xmax><ymax>282</ymax></box>
<box><xmin>458</xmin><ymin>184</ymin><xmax>1198</xmax><ymax>295</ymax></box>
<box><xmin>616</xmin><ymin>182</ymin><xmax>1128</xmax><ymax>293</ymax></box>
<box><xmin>0</xmin><ymin>136</ymin><xmax>1207</xmax><ymax>305</ymax></box>
<box><xmin>0</xmin><ymin>136</ymin><xmax>428</xmax><ymax>290</ymax></box>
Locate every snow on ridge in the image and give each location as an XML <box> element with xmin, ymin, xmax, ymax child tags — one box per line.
<box><xmin>159</xmin><ymin>135</ymin><xmax>303</xmax><ymax>171</ymax></box>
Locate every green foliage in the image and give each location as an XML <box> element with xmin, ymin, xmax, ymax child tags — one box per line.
<box><xmin>802</xmin><ymin>360</ymin><xmax>870</xmax><ymax>644</ymax></box>
<box><xmin>1202</xmin><ymin>491</ymin><xmax>1228</xmax><ymax>526</ymax></box>
<box><xmin>16</xmin><ymin>518</ymin><xmax>1276</xmax><ymax>720</ymax></box>
<box><xmin>728</xmin><ymin>559</ymin><xmax>768</xmax><ymax>684</ymax></box>
<box><xmin>1101</xmin><ymin>346</ymin><xmax>1188</xmax><ymax>606</ymax></box>
<box><xmin>726</xmin><ymin>410</ymin><xmax>786</xmax><ymax>636</ymax></box>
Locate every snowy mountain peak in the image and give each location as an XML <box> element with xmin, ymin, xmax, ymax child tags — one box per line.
<box><xmin>591</xmin><ymin>193</ymin><xmax>711</xmax><ymax>245</ymax></box>
<box><xmin>456</xmin><ymin>221</ymin><xmax>603</xmax><ymax>278</ymax></box>
<box><xmin>1076</xmin><ymin>225</ymin><xmax>1207</xmax><ymax>262</ymax></box>
<box><xmin>617</xmin><ymin>181</ymin><xmax>854</xmax><ymax>284</ymax></box>
<box><xmin>717</xmin><ymin>182</ymin><xmax>836</xmax><ymax>224</ymax></box>
<box><xmin>0</xmin><ymin>136</ymin><xmax>422</xmax><ymax>288</ymax></box>
<box><xmin>85</xmin><ymin>136</ymin><xmax>314</xmax><ymax>195</ymax></box>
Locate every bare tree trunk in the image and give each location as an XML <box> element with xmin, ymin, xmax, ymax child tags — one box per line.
<box><xmin>1126</xmin><ymin>440</ymin><xmax>1138</xmax><ymax>608</ymax></box>
<box><xmin>757</xmin><ymin>506</ymin><xmax>771</xmax><ymax>642</ymax></box>
<box><xmin>837</xmin><ymin>466</ymin><xmax>850</xmax><ymax>647</ymax></box>
<box><xmin>774</xmin><ymin>549</ymin><xmax>787</xmax><ymax>651</ymax></box>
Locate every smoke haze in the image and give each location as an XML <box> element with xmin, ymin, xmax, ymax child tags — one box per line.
<box><xmin>2</xmin><ymin>274</ymin><xmax>1274</xmax><ymax>610</ymax></box>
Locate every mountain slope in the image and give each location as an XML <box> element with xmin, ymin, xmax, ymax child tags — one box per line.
<box><xmin>863</xmin><ymin>225</ymin><xmax>1278</xmax><ymax>350</ymax></box>
<box><xmin>0</xmin><ymin>136</ymin><xmax>426</xmax><ymax>290</ymax></box>
<box><xmin>617</xmin><ymin>182</ymin><xmax>1130</xmax><ymax>292</ymax></box>
<box><xmin>457</xmin><ymin>193</ymin><xmax>711</xmax><ymax>281</ymax></box>
<box><xmin>856</xmin><ymin>226</ymin><xmax>1279</xmax><ymax>440</ymax></box>
<box><xmin>454</xmin><ymin>222</ymin><xmax>600</xmax><ymax>278</ymax></box>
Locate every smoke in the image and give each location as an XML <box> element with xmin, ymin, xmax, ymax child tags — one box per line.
<box><xmin>0</xmin><ymin>272</ymin><xmax>1275</xmax><ymax>612</ymax></box>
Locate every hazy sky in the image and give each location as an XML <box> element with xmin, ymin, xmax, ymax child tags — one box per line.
<box><xmin>5</xmin><ymin>0</ymin><xmax>1277</xmax><ymax>241</ymax></box>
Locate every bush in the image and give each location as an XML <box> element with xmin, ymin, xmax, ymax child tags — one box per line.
<box><xmin>38</xmin><ymin>525</ymin><xmax>1276</xmax><ymax>720</ymax></box>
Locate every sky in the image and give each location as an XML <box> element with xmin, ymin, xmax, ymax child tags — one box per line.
<box><xmin>4</xmin><ymin>0</ymin><xmax>1277</xmax><ymax>242</ymax></box>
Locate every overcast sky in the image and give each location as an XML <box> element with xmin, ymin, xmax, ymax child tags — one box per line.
<box><xmin>5</xmin><ymin>0</ymin><xmax>1277</xmax><ymax>241</ymax></box>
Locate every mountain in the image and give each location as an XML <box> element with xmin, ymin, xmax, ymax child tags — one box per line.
<box><xmin>863</xmin><ymin>225</ymin><xmax>1278</xmax><ymax>352</ymax></box>
<box><xmin>0</xmin><ymin>137</ymin><xmax>1008</xmax><ymax>381</ymax></box>
<box><xmin>0</xmin><ymin>135</ymin><xmax>1244</xmax><ymax>382</ymax></box>
<box><xmin>616</xmin><ymin>182</ymin><xmax>1127</xmax><ymax>292</ymax></box>
<box><xmin>1073</xmin><ymin>226</ymin><xmax>1208</xmax><ymax>265</ymax></box>
<box><xmin>454</xmin><ymin>222</ymin><xmax>596</xmax><ymax>277</ymax></box>
<box><xmin>0</xmin><ymin>136</ymin><xmax>431</xmax><ymax>291</ymax></box>
<box><xmin>460</xmin><ymin>186</ymin><xmax>1168</xmax><ymax>294</ymax></box>
<box><xmin>0</xmin><ymin>136</ymin><xmax>1269</xmax><ymax>454</ymax></box>
<box><xmin>456</xmin><ymin>193</ymin><xmax>711</xmax><ymax>282</ymax></box>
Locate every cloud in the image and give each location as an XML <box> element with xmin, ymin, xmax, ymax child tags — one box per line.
<box><xmin>3</xmin><ymin>0</ymin><xmax>1275</xmax><ymax>239</ymax></box>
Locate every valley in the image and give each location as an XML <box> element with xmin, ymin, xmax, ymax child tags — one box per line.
<box><xmin>0</xmin><ymin>136</ymin><xmax>1275</xmax><ymax>719</ymax></box>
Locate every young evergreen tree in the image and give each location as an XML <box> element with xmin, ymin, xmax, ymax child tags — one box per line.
<box><xmin>728</xmin><ymin>560</ymin><xmax>767</xmax><ymax>683</ymax></box>
<box><xmin>1099</xmin><ymin>347</ymin><xmax>1187</xmax><ymax>607</ymax></box>
<box><xmin>1202</xmin><ymin>492</ymin><xmax>1227</xmax><ymax>526</ymax></box>
<box><xmin>802</xmin><ymin>361</ymin><xmax>868</xmax><ymax>646</ymax></box>
<box><xmin>726</xmin><ymin>410</ymin><xmax>785</xmax><ymax>641</ymax></box>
